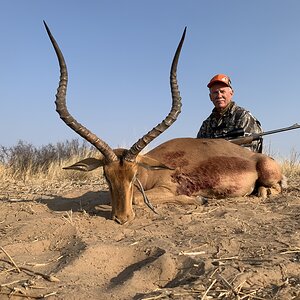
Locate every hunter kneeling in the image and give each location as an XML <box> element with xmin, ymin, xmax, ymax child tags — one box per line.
<box><xmin>197</xmin><ymin>74</ymin><xmax>263</xmax><ymax>153</ymax></box>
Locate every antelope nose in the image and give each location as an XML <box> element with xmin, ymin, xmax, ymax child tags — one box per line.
<box><xmin>112</xmin><ymin>212</ymin><xmax>135</xmax><ymax>225</ymax></box>
<box><xmin>113</xmin><ymin>215</ymin><xmax>126</xmax><ymax>225</ymax></box>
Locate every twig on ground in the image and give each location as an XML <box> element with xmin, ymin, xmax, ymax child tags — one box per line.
<box><xmin>201</xmin><ymin>278</ymin><xmax>217</xmax><ymax>300</ymax></box>
<box><xmin>0</xmin><ymin>267</ymin><xmax>17</xmax><ymax>274</ymax></box>
<box><xmin>172</xmin><ymin>290</ymin><xmax>203</xmax><ymax>297</ymax></box>
<box><xmin>216</xmin><ymin>273</ymin><xmax>237</xmax><ymax>296</ymax></box>
<box><xmin>0</xmin><ymin>279</ymin><xmax>25</xmax><ymax>287</ymax></box>
<box><xmin>19</xmin><ymin>266</ymin><xmax>60</xmax><ymax>282</ymax></box>
<box><xmin>26</xmin><ymin>255</ymin><xmax>64</xmax><ymax>267</ymax></box>
<box><xmin>234</xmin><ymin>279</ymin><xmax>247</xmax><ymax>294</ymax></box>
<box><xmin>62</xmin><ymin>210</ymin><xmax>74</xmax><ymax>225</ymax></box>
<box><xmin>239</xmin><ymin>290</ymin><xmax>265</xmax><ymax>300</ymax></box>
<box><xmin>41</xmin><ymin>291</ymin><xmax>58</xmax><ymax>298</ymax></box>
<box><xmin>209</xmin><ymin>268</ymin><xmax>219</xmax><ymax>279</ymax></box>
<box><xmin>0</xmin><ymin>290</ymin><xmax>57</xmax><ymax>299</ymax></box>
<box><xmin>1</xmin><ymin>259</ymin><xmax>60</xmax><ymax>282</ymax></box>
<box><xmin>0</xmin><ymin>246</ymin><xmax>21</xmax><ymax>273</ymax></box>
<box><xmin>212</xmin><ymin>256</ymin><xmax>239</xmax><ymax>262</ymax></box>
<box><xmin>129</xmin><ymin>241</ymin><xmax>139</xmax><ymax>246</ymax></box>
<box><xmin>179</xmin><ymin>251</ymin><xmax>206</xmax><ymax>256</ymax></box>
<box><xmin>280</xmin><ymin>247</ymin><xmax>300</xmax><ymax>254</ymax></box>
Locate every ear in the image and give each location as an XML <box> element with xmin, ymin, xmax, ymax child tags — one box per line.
<box><xmin>137</xmin><ymin>155</ymin><xmax>174</xmax><ymax>170</ymax></box>
<box><xmin>63</xmin><ymin>157</ymin><xmax>105</xmax><ymax>172</ymax></box>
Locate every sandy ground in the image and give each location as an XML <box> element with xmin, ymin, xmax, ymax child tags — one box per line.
<box><xmin>0</xmin><ymin>178</ymin><xmax>299</xmax><ymax>300</ymax></box>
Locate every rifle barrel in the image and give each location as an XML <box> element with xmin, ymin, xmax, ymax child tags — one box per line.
<box><xmin>261</xmin><ymin>123</ymin><xmax>300</xmax><ymax>137</ymax></box>
<box><xmin>228</xmin><ymin>123</ymin><xmax>300</xmax><ymax>146</ymax></box>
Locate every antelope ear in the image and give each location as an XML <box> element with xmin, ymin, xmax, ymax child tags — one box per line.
<box><xmin>63</xmin><ymin>157</ymin><xmax>104</xmax><ymax>172</ymax></box>
<box><xmin>137</xmin><ymin>155</ymin><xmax>174</xmax><ymax>170</ymax></box>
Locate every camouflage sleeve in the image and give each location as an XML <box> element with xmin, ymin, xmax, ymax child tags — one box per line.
<box><xmin>235</xmin><ymin>110</ymin><xmax>263</xmax><ymax>152</ymax></box>
<box><xmin>197</xmin><ymin>107</ymin><xmax>263</xmax><ymax>152</ymax></box>
<box><xmin>197</xmin><ymin>119</ymin><xmax>212</xmax><ymax>138</ymax></box>
<box><xmin>235</xmin><ymin>110</ymin><xmax>263</xmax><ymax>135</ymax></box>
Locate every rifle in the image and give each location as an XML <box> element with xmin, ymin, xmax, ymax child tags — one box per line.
<box><xmin>228</xmin><ymin>123</ymin><xmax>300</xmax><ymax>146</ymax></box>
<box><xmin>214</xmin><ymin>128</ymin><xmax>245</xmax><ymax>139</ymax></box>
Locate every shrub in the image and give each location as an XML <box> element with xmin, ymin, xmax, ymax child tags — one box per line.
<box><xmin>0</xmin><ymin>139</ymin><xmax>100</xmax><ymax>181</ymax></box>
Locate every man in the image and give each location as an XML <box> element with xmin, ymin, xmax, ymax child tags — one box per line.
<box><xmin>197</xmin><ymin>74</ymin><xmax>263</xmax><ymax>152</ymax></box>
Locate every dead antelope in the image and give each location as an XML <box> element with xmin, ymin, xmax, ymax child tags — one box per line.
<box><xmin>44</xmin><ymin>22</ymin><xmax>284</xmax><ymax>225</ymax></box>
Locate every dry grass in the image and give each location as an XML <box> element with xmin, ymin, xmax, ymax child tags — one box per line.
<box><xmin>280</xmin><ymin>150</ymin><xmax>300</xmax><ymax>187</ymax></box>
<box><xmin>0</xmin><ymin>140</ymin><xmax>300</xmax><ymax>190</ymax></box>
<box><xmin>0</xmin><ymin>139</ymin><xmax>103</xmax><ymax>183</ymax></box>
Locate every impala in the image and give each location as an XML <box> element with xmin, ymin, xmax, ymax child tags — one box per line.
<box><xmin>44</xmin><ymin>22</ymin><xmax>284</xmax><ymax>224</ymax></box>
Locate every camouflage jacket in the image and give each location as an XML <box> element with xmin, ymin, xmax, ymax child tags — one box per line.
<box><xmin>197</xmin><ymin>102</ymin><xmax>263</xmax><ymax>152</ymax></box>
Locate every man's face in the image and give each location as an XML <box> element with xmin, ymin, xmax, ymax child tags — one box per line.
<box><xmin>209</xmin><ymin>83</ymin><xmax>233</xmax><ymax>111</ymax></box>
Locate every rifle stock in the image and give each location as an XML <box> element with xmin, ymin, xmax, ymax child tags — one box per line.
<box><xmin>228</xmin><ymin>123</ymin><xmax>300</xmax><ymax>146</ymax></box>
<box><xmin>229</xmin><ymin>135</ymin><xmax>259</xmax><ymax>146</ymax></box>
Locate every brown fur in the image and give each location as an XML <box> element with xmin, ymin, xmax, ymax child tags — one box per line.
<box><xmin>67</xmin><ymin>138</ymin><xmax>284</xmax><ymax>224</ymax></box>
<box><xmin>136</xmin><ymin>138</ymin><xmax>283</xmax><ymax>202</ymax></box>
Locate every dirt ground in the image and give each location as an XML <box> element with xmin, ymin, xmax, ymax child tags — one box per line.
<box><xmin>0</xmin><ymin>176</ymin><xmax>299</xmax><ymax>300</ymax></box>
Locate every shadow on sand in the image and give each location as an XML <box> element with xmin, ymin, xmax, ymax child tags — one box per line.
<box><xmin>39</xmin><ymin>190</ymin><xmax>112</xmax><ymax>220</ymax></box>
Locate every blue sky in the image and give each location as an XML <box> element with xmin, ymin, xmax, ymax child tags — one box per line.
<box><xmin>1</xmin><ymin>1</ymin><xmax>300</xmax><ymax>157</ymax></box>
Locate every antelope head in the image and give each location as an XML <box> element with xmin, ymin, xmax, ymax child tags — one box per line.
<box><xmin>44</xmin><ymin>21</ymin><xmax>186</xmax><ymax>224</ymax></box>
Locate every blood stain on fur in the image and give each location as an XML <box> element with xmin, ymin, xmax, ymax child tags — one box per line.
<box><xmin>172</xmin><ymin>156</ymin><xmax>253</xmax><ymax>197</ymax></box>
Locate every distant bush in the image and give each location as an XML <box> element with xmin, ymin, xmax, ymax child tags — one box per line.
<box><xmin>0</xmin><ymin>140</ymin><xmax>299</xmax><ymax>190</ymax></box>
<box><xmin>0</xmin><ymin>139</ymin><xmax>99</xmax><ymax>180</ymax></box>
<box><xmin>280</xmin><ymin>149</ymin><xmax>300</xmax><ymax>189</ymax></box>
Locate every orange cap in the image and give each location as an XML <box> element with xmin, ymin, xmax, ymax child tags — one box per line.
<box><xmin>207</xmin><ymin>74</ymin><xmax>232</xmax><ymax>88</ymax></box>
